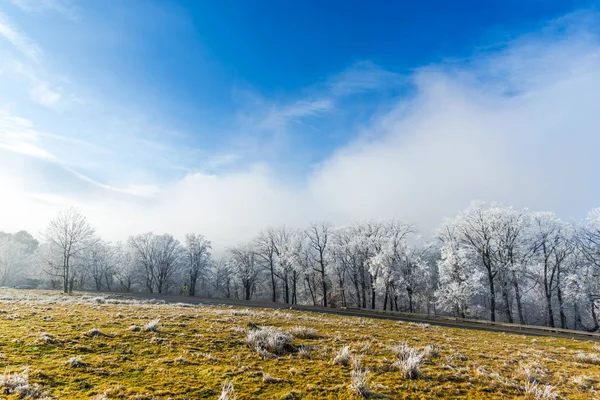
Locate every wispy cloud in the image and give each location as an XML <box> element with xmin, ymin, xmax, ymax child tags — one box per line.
<box><xmin>0</xmin><ymin>12</ymin><xmax>42</xmax><ymax>62</ymax></box>
<box><xmin>8</xmin><ymin>0</ymin><xmax>79</xmax><ymax>20</ymax></box>
<box><xmin>10</xmin><ymin>62</ymin><xmax>63</xmax><ymax>107</ymax></box>
<box><xmin>328</xmin><ymin>60</ymin><xmax>404</xmax><ymax>96</ymax></box>
<box><xmin>0</xmin><ymin>110</ymin><xmax>158</xmax><ymax>198</ymax></box>
<box><xmin>259</xmin><ymin>98</ymin><xmax>334</xmax><ymax>132</ymax></box>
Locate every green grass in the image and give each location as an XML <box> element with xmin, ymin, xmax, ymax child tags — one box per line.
<box><xmin>0</xmin><ymin>289</ymin><xmax>598</xmax><ymax>399</ymax></box>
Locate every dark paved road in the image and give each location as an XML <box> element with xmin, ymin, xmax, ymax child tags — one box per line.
<box><xmin>88</xmin><ymin>290</ymin><xmax>600</xmax><ymax>342</ymax></box>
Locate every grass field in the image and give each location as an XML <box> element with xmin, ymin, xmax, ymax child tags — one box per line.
<box><xmin>0</xmin><ymin>290</ymin><xmax>599</xmax><ymax>399</ymax></box>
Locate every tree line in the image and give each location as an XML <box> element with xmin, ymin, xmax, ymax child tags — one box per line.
<box><xmin>1</xmin><ymin>202</ymin><xmax>599</xmax><ymax>331</ymax></box>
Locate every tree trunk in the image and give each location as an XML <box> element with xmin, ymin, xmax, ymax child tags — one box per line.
<box><xmin>590</xmin><ymin>298</ymin><xmax>599</xmax><ymax>331</ymax></box>
<box><xmin>284</xmin><ymin>272</ymin><xmax>290</xmax><ymax>304</ymax></box>
<box><xmin>338</xmin><ymin>274</ymin><xmax>347</xmax><ymax>308</ymax></box>
<box><xmin>63</xmin><ymin>257</ymin><xmax>69</xmax><ymax>294</ymax></box>
<box><xmin>320</xmin><ymin>267</ymin><xmax>327</xmax><ymax>308</ymax></box>
<box><xmin>270</xmin><ymin>262</ymin><xmax>277</xmax><ymax>302</ymax></box>
<box><xmin>353</xmin><ymin>274</ymin><xmax>361</xmax><ymax>308</ymax></box>
<box><xmin>512</xmin><ymin>273</ymin><xmax>525</xmax><ymax>324</ymax></box>
<box><xmin>371</xmin><ymin>284</ymin><xmax>376</xmax><ymax>310</ymax></box>
<box><xmin>245</xmin><ymin>282</ymin><xmax>251</xmax><ymax>300</ymax></box>
<box><xmin>292</xmin><ymin>271</ymin><xmax>298</xmax><ymax>305</ymax></box>
<box><xmin>487</xmin><ymin>267</ymin><xmax>496</xmax><ymax>322</ymax></box>
<box><xmin>501</xmin><ymin>281</ymin><xmax>513</xmax><ymax>323</ymax></box>
<box><xmin>574</xmin><ymin>303</ymin><xmax>582</xmax><ymax>330</ymax></box>
<box><xmin>306</xmin><ymin>275</ymin><xmax>317</xmax><ymax>306</ymax></box>
<box><xmin>545</xmin><ymin>293</ymin><xmax>555</xmax><ymax>327</ymax></box>
<box><xmin>556</xmin><ymin>272</ymin><xmax>566</xmax><ymax>329</ymax></box>
<box><xmin>190</xmin><ymin>273</ymin><xmax>198</xmax><ymax>297</ymax></box>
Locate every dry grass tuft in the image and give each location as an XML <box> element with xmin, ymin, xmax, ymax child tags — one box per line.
<box><xmin>218</xmin><ymin>380</ymin><xmax>237</xmax><ymax>400</ymax></box>
<box><xmin>298</xmin><ymin>344</ymin><xmax>312</xmax><ymax>359</ymax></box>
<box><xmin>522</xmin><ymin>381</ymin><xmax>557</xmax><ymax>400</ymax></box>
<box><xmin>576</xmin><ymin>351</ymin><xmax>600</xmax><ymax>364</ymax></box>
<box><xmin>84</xmin><ymin>328</ymin><xmax>104</xmax><ymax>337</ymax></box>
<box><xmin>0</xmin><ymin>368</ymin><xmax>43</xmax><ymax>398</ymax></box>
<box><xmin>262</xmin><ymin>372</ymin><xmax>282</xmax><ymax>384</ymax></box>
<box><xmin>350</xmin><ymin>357</ymin><xmax>375</xmax><ymax>398</ymax></box>
<box><xmin>246</xmin><ymin>327</ymin><xmax>293</xmax><ymax>357</ymax></box>
<box><xmin>67</xmin><ymin>356</ymin><xmax>85</xmax><ymax>368</ymax></box>
<box><xmin>391</xmin><ymin>342</ymin><xmax>424</xmax><ymax>379</ymax></box>
<box><xmin>289</xmin><ymin>326</ymin><xmax>320</xmax><ymax>339</ymax></box>
<box><xmin>144</xmin><ymin>318</ymin><xmax>160</xmax><ymax>332</ymax></box>
<box><xmin>333</xmin><ymin>345</ymin><xmax>352</xmax><ymax>366</ymax></box>
<box><xmin>518</xmin><ymin>361</ymin><xmax>547</xmax><ymax>383</ymax></box>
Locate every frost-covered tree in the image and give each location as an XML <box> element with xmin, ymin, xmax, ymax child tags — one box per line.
<box><xmin>306</xmin><ymin>222</ymin><xmax>332</xmax><ymax>307</ymax></box>
<box><xmin>436</xmin><ymin>223</ymin><xmax>484</xmax><ymax>318</ymax></box>
<box><xmin>254</xmin><ymin>228</ymin><xmax>278</xmax><ymax>302</ymax></box>
<box><xmin>0</xmin><ymin>231</ymin><xmax>38</xmax><ymax>287</ymax></box>
<box><xmin>42</xmin><ymin>208</ymin><xmax>97</xmax><ymax>293</ymax></box>
<box><xmin>227</xmin><ymin>243</ymin><xmax>260</xmax><ymax>300</ymax></box>
<box><xmin>579</xmin><ymin>208</ymin><xmax>600</xmax><ymax>268</ymax></box>
<box><xmin>273</xmin><ymin>227</ymin><xmax>302</xmax><ymax>304</ymax></box>
<box><xmin>528</xmin><ymin>212</ymin><xmax>574</xmax><ymax>328</ymax></box>
<box><xmin>85</xmin><ymin>240</ymin><xmax>119</xmax><ymax>291</ymax></box>
<box><xmin>128</xmin><ymin>233</ymin><xmax>183</xmax><ymax>294</ymax></box>
<box><xmin>184</xmin><ymin>233</ymin><xmax>211</xmax><ymax>296</ymax></box>
<box><xmin>436</xmin><ymin>202</ymin><xmax>500</xmax><ymax>321</ymax></box>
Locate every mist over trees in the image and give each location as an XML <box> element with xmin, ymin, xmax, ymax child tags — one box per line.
<box><xmin>2</xmin><ymin>201</ymin><xmax>600</xmax><ymax>331</ymax></box>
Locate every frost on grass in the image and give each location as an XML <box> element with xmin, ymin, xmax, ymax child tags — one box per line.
<box><xmin>333</xmin><ymin>346</ymin><xmax>352</xmax><ymax>366</ymax></box>
<box><xmin>144</xmin><ymin>318</ymin><xmax>160</xmax><ymax>332</ymax></box>
<box><xmin>262</xmin><ymin>372</ymin><xmax>282</xmax><ymax>384</ymax></box>
<box><xmin>523</xmin><ymin>381</ymin><xmax>557</xmax><ymax>400</ymax></box>
<box><xmin>420</xmin><ymin>344</ymin><xmax>440</xmax><ymax>361</ymax></box>
<box><xmin>576</xmin><ymin>352</ymin><xmax>600</xmax><ymax>365</ymax></box>
<box><xmin>572</xmin><ymin>375</ymin><xmax>593</xmax><ymax>389</ymax></box>
<box><xmin>35</xmin><ymin>332</ymin><xmax>56</xmax><ymax>344</ymax></box>
<box><xmin>246</xmin><ymin>327</ymin><xmax>293</xmax><ymax>358</ymax></box>
<box><xmin>391</xmin><ymin>342</ymin><xmax>424</xmax><ymax>379</ymax></box>
<box><xmin>298</xmin><ymin>345</ymin><xmax>312</xmax><ymax>359</ymax></box>
<box><xmin>218</xmin><ymin>380</ymin><xmax>237</xmax><ymax>400</ymax></box>
<box><xmin>408</xmin><ymin>322</ymin><xmax>430</xmax><ymax>329</ymax></box>
<box><xmin>0</xmin><ymin>368</ymin><xmax>43</xmax><ymax>398</ymax></box>
<box><xmin>349</xmin><ymin>358</ymin><xmax>374</xmax><ymax>398</ymax></box>
<box><xmin>197</xmin><ymin>352</ymin><xmax>218</xmax><ymax>362</ymax></box>
<box><xmin>289</xmin><ymin>326</ymin><xmax>320</xmax><ymax>339</ymax></box>
<box><xmin>518</xmin><ymin>361</ymin><xmax>547</xmax><ymax>383</ymax></box>
<box><xmin>67</xmin><ymin>356</ymin><xmax>85</xmax><ymax>367</ymax></box>
<box><xmin>230</xmin><ymin>309</ymin><xmax>256</xmax><ymax>317</ymax></box>
<box><xmin>174</xmin><ymin>355</ymin><xmax>188</xmax><ymax>364</ymax></box>
<box><xmin>84</xmin><ymin>328</ymin><xmax>104</xmax><ymax>337</ymax></box>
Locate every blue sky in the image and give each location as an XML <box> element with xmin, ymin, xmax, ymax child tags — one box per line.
<box><xmin>1</xmin><ymin>0</ymin><xmax>599</xmax><ymax>246</ymax></box>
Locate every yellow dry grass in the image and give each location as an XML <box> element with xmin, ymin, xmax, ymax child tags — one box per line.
<box><xmin>0</xmin><ymin>289</ymin><xmax>598</xmax><ymax>399</ymax></box>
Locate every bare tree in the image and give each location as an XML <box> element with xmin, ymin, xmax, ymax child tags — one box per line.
<box><xmin>255</xmin><ymin>228</ymin><xmax>278</xmax><ymax>302</ymax></box>
<box><xmin>184</xmin><ymin>233</ymin><xmax>212</xmax><ymax>296</ymax></box>
<box><xmin>306</xmin><ymin>222</ymin><xmax>332</xmax><ymax>307</ymax></box>
<box><xmin>87</xmin><ymin>240</ymin><xmax>119</xmax><ymax>291</ymax></box>
<box><xmin>227</xmin><ymin>244</ymin><xmax>260</xmax><ymax>300</ymax></box>
<box><xmin>152</xmin><ymin>234</ymin><xmax>182</xmax><ymax>294</ymax></box>
<box><xmin>42</xmin><ymin>208</ymin><xmax>97</xmax><ymax>293</ymax></box>
<box><xmin>0</xmin><ymin>236</ymin><xmax>28</xmax><ymax>286</ymax></box>
<box><xmin>129</xmin><ymin>233</ymin><xmax>157</xmax><ymax>293</ymax></box>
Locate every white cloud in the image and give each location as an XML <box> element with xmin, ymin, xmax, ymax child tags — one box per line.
<box><xmin>1</xmin><ymin>11</ymin><xmax>599</xmax><ymax>251</ymax></box>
